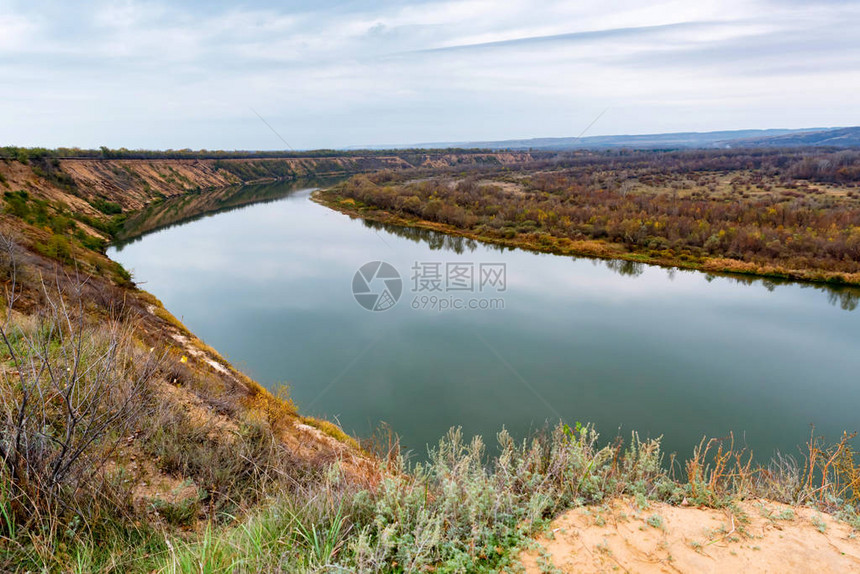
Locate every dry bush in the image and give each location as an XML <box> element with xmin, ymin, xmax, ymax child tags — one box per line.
<box><xmin>683</xmin><ymin>429</ymin><xmax>860</xmax><ymax>511</ymax></box>
<box><xmin>0</xmin><ymin>286</ymin><xmax>160</xmax><ymax>530</ymax></box>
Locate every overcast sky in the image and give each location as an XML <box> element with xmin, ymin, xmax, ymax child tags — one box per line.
<box><xmin>0</xmin><ymin>0</ymin><xmax>857</xmax><ymax>150</ymax></box>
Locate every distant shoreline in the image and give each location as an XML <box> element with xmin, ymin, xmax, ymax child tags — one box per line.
<box><xmin>313</xmin><ymin>189</ymin><xmax>860</xmax><ymax>288</ymax></box>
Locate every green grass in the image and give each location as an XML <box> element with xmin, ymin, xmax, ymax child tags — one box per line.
<box><xmin>647</xmin><ymin>514</ymin><xmax>665</xmax><ymax>529</ymax></box>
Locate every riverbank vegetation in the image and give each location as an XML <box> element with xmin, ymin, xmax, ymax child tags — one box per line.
<box><xmin>320</xmin><ymin>149</ymin><xmax>860</xmax><ymax>285</ymax></box>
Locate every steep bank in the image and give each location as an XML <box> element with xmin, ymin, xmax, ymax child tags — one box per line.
<box><xmin>0</xmin><ymin>150</ymin><xmax>536</xmax><ymax>256</ymax></box>
<box><xmin>58</xmin><ymin>151</ymin><xmax>535</xmax><ymax>211</ymax></box>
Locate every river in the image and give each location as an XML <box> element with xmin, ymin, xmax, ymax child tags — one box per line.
<box><xmin>108</xmin><ymin>180</ymin><xmax>860</xmax><ymax>461</ymax></box>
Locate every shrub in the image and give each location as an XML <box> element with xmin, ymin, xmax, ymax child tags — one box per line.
<box><xmin>0</xmin><ymin>298</ymin><xmax>160</xmax><ymax>538</ymax></box>
<box><xmin>35</xmin><ymin>234</ymin><xmax>72</xmax><ymax>262</ymax></box>
<box><xmin>3</xmin><ymin>191</ymin><xmax>29</xmax><ymax>219</ymax></box>
<box><xmin>90</xmin><ymin>198</ymin><xmax>123</xmax><ymax>215</ymax></box>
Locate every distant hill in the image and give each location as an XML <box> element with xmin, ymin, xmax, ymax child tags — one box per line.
<box><xmin>727</xmin><ymin>126</ymin><xmax>860</xmax><ymax>148</ymax></box>
<box><xmin>357</xmin><ymin>126</ymin><xmax>859</xmax><ymax>151</ymax></box>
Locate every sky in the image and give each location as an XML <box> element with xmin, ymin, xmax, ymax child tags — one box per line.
<box><xmin>0</xmin><ymin>0</ymin><xmax>858</xmax><ymax>150</ymax></box>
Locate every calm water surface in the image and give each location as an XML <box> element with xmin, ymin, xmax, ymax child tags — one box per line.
<box><xmin>109</xmin><ymin>181</ymin><xmax>860</xmax><ymax>460</ymax></box>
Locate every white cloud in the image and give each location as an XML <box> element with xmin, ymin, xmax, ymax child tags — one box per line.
<box><xmin>0</xmin><ymin>11</ymin><xmax>37</xmax><ymax>51</ymax></box>
<box><xmin>0</xmin><ymin>0</ymin><xmax>857</xmax><ymax>148</ymax></box>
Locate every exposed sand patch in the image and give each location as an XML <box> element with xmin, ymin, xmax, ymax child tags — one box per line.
<box><xmin>169</xmin><ymin>332</ymin><xmax>232</xmax><ymax>377</ymax></box>
<box><xmin>481</xmin><ymin>179</ymin><xmax>525</xmax><ymax>196</ymax></box>
<box><xmin>519</xmin><ymin>498</ymin><xmax>860</xmax><ymax>573</ymax></box>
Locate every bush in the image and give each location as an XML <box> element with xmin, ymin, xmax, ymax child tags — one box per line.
<box><xmin>0</xmin><ymin>298</ymin><xmax>160</xmax><ymax>539</ymax></box>
<box><xmin>91</xmin><ymin>198</ymin><xmax>123</xmax><ymax>215</ymax></box>
<box><xmin>3</xmin><ymin>192</ymin><xmax>29</xmax><ymax>219</ymax></box>
<box><xmin>35</xmin><ymin>233</ymin><xmax>72</xmax><ymax>262</ymax></box>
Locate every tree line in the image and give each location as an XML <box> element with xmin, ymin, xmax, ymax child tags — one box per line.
<box><xmin>333</xmin><ymin>149</ymin><xmax>860</xmax><ymax>281</ymax></box>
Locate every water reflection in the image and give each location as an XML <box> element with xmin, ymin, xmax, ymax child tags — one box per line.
<box><xmin>362</xmin><ymin>218</ymin><xmax>859</xmax><ymax>311</ymax></box>
<box><xmin>603</xmin><ymin>259</ymin><xmax>646</xmax><ymax>278</ymax></box>
<box><xmin>362</xmin><ymin>219</ymin><xmax>483</xmax><ymax>254</ymax></box>
<box><xmin>826</xmin><ymin>290</ymin><xmax>859</xmax><ymax>311</ymax></box>
<box><xmin>704</xmin><ymin>273</ymin><xmax>859</xmax><ymax>312</ymax></box>
<box><xmin>114</xmin><ymin>177</ymin><xmax>345</xmax><ymax>249</ymax></box>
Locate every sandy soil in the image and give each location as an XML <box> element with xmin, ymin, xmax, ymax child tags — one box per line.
<box><xmin>519</xmin><ymin>498</ymin><xmax>860</xmax><ymax>573</ymax></box>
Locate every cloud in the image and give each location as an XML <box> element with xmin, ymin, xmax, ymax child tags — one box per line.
<box><xmin>0</xmin><ymin>0</ymin><xmax>856</xmax><ymax>148</ymax></box>
<box><xmin>412</xmin><ymin>21</ymin><xmax>726</xmax><ymax>53</ymax></box>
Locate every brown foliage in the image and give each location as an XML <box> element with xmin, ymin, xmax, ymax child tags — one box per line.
<box><xmin>336</xmin><ymin>150</ymin><xmax>860</xmax><ymax>279</ymax></box>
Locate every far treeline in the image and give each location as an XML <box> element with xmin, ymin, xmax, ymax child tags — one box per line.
<box><xmin>0</xmin><ymin>145</ymin><xmax>515</xmax><ymax>162</ymax></box>
<box><xmin>322</xmin><ymin>148</ymin><xmax>860</xmax><ymax>285</ymax></box>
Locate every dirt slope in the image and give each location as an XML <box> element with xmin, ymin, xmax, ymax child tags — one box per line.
<box><xmin>56</xmin><ymin>152</ymin><xmax>535</xmax><ymax>211</ymax></box>
<box><xmin>59</xmin><ymin>159</ymin><xmax>240</xmax><ymax>209</ymax></box>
